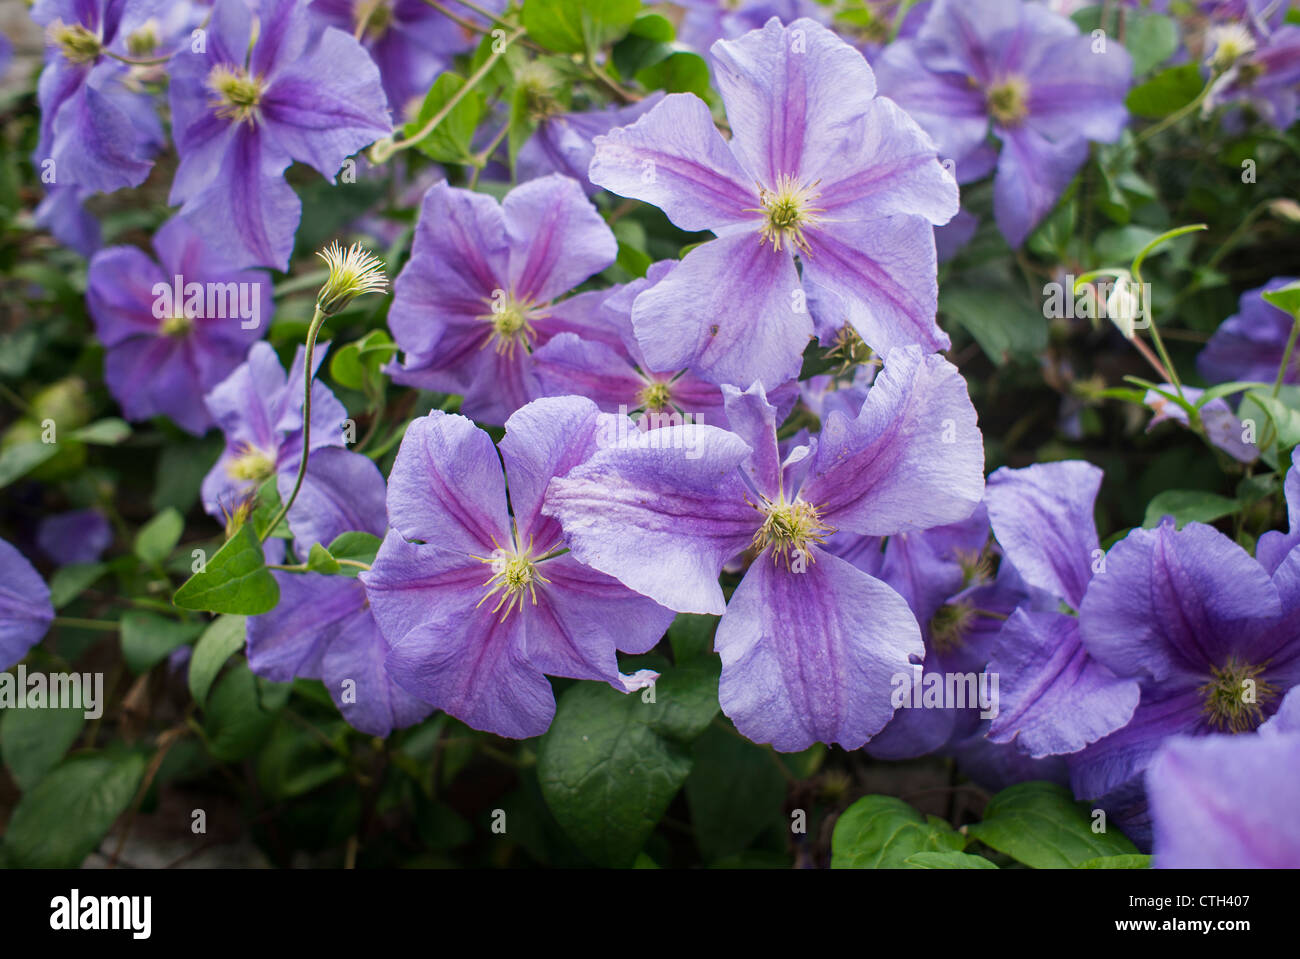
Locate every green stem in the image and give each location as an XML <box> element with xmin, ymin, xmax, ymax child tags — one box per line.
<box><xmin>52</xmin><ymin>616</ymin><xmax>120</xmax><ymax>632</ymax></box>
<box><xmin>1135</xmin><ymin>69</ymin><xmax>1223</xmax><ymax>146</ymax></box>
<box><xmin>261</xmin><ymin>306</ymin><xmax>327</xmax><ymax>542</ymax></box>
<box><xmin>1273</xmin><ymin>315</ymin><xmax>1300</xmax><ymax>399</ymax></box>
<box><xmin>372</xmin><ymin>27</ymin><xmax>524</xmax><ymax>161</ymax></box>
<box><xmin>469</xmin><ymin>123</ymin><xmax>510</xmax><ymax>189</ymax></box>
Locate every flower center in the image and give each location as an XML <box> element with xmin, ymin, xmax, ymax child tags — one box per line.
<box><xmin>126</xmin><ymin>20</ymin><xmax>160</xmax><ymax>56</ymax></box>
<box><xmin>987</xmin><ymin>76</ymin><xmax>1030</xmax><ymax>127</ymax></box>
<box><xmin>1198</xmin><ymin>657</ymin><xmax>1278</xmax><ymax>733</ymax></box>
<box><xmin>479</xmin><ymin>292</ymin><xmax>538</xmax><ymax>358</ymax></box>
<box><xmin>49</xmin><ymin>21</ymin><xmax>102</xmax><ymax>64</ymax></box>
<box><xmin>207</xmin><ymin>65</ymin><xmax>265</xmax><ymax>124</ymax></box>
<box><xmin>1209</xmin><ymin>24</ymin><xmax>1257</xmax><ymax>71</ymax></box>
<box><xmin>929</xmin><ymin>601</ymin><xmax>976</xmax><ymax>656</ymax></box>
<box><xmin>225</xmin><ymin>445</ymin><xmax>276</xmax><ymax>482</ymax></box>
<box><xmin>637</xmin><ymin>380</ymin><xmax>673</xmax><ymax>412</ymax></box>
<box><xmin>749</xmin><ymin>174</ymin><xmax>823</xmax><ymax>255</ymax></box>
<box><xmin>476</xmin><ymin>541</ymin><xmax>551</xmax><ymax>621</ymax></box>
<box><xmin>160</xmin><ymin>312</ymin><xmax>193</xmax><ymax>337</ymax></box>
<box><xmin>751</xmin><ymin>496</ymin><xmax>833</xmax><ymax>569</ymax></box>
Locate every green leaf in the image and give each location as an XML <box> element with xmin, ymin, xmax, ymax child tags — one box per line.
<box><xmin>904</xmin><ymin>850</ymin><xmax>999</xmax><ymax>869</ymax></box>
<box><xmin>667</xmin><ymin>612</ymin><xmax>717</xmax><ymax>663</ymax></box>
<box><xmin>1261</xmin><ymin>281</ymin><xmax>1300</xmax><ymax>318</ymax></box>
<box><xmin>1193</xmin><ymin>380</ymin><xmax>1270</xmax><ymax>408</ymax></box>
<box><xmin>330</xmin><ymin>342</ymin><xmax>366</xmax><ymax>391</ymax></box>
<box><xmin>644</xmin><ymin>658</ymin><xmax>721</xmax><ymax>741</ymax></box>
<box><xmin>173</xmin><ymin>524</ymin><xmax>280</xmax><ymax>615</ymax></box>
<box><xmin>1</xmin><ymin>751</ymin><xmax>146</xmax><ymax>867</ymax></box>
<box><xmin>1</xmin><ymin>703</ymin><xmax>86</xmax><ymax>791</ymax></box>
<box><xmin>0</xmin><ymin>440</ymin><xmax>58</xmax><ymax>488</ymax></box>
<box><xmin>612</xmin><ymin>13</ymin><xmax>675</xmax><ymax>78</ymax></box>
<box><xmin>1126</xmin><ymin>63</ymin><xmax>1203</xmax><ymax>118</ymax></box>
<box><xmin>404</xmin><ymin>72</ymin><xmax>483</xmax><ymax>164</ymax></box>
<box><xmin>48</xmin><ymin>562</ymin><xmax>107</xmax><ymax>608</ymax></box>
<box><xmin>537</xmin><ymin>679</ymin><xmax>694</xmax><ymax>867</ymax></box>
<box><xmin>636</xmin><ymin>51</ymin><xmax>711</xmax><ymax>97</ymax></box>
<box><xmin>327</xmin><ymin>531</ymin><xmax>382</xmax><ymax>576</ymax></box>
<box><xmin>523</xmin><ymin>0</ymin><xmax>640</xmax><ymax>55</ymax></box>
<box><xmin>831</xmin><ymin>795</ymin><xmax>966</xmax><ymax>868</ymax></box>
<box><xmin>71</xmin><ymin>417</ymin><xmax>130</xmax><ymax>445</ymax></box>
<box><xmin>203</xmin><ymin>661</ymin><xmax>279</xmax><ymax>761</ymax></box>
<box><xmin>188</xmin><ymin>615</ymin><xmax>247</xmax><ymax>706</ymax></box>
<box><xmin>1241</xmin><ymin>389</ymin><xmax>1300</xmax><ymax>450</ymax></box>
<box><xmin>1124</xmin><ymin>13</ymin><xmax>1179</xmax><ymax>76</ymax></box>
<box><xmin>940</xmin><ymin>280</ymin><xmax>1048</xmax><ymax>362</ymax></box>
<box><xmin>965</xmin><ymin>781</ymin><xmax>1139</xmax><ymax>868</ymax></box>
<box><xmin>120</xmin><ymin>611</ymin><xmax>205</xmax><ymax>674</ymax></box>
<box><xmin>1142</xmin><ymin>489</ymin><xmax>1240</xmax><ymax>529</ymax></box>
<box><xmin>255</xmin><ymin>718</ymin><xmax>348</xmax><ymax>801</ymax></box>
<box><xmin>684</xmin><ymin>722</ymin><xmax>786</xmax><ymax>862</ymax></box>
<box><xmin>307</xmin><ymin>542</ymin><xmax>341</xmax><ymax>574</ymax></box>
<box><xmin>134</xmin><ymin>507</ymin><xmax>184</xmax><ymax>566</ymax></box>
<box><xmin>1079</xmin><ymin>854</ymin><xmax>1153</xmax><ymax>869</ymax></box>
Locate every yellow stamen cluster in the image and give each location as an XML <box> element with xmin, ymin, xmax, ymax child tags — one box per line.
<box><xmin>929</xmin><ymin>601</ymin><xmax>976</xmax><ymax>655</ymax></box>
<box><xmin>49</xmin><ymin>21</ymin><xmax>102</xmax><ymax>64</ymax></box>
<box><xmin>637</xmin><ymin>380</ymin><xmax>673</xmax><ymax>412</ymax></box>
<box><xmin>207</xmin><ymin>64</ymin><xmax>264</xmax><ymax>125</ymax></box>
<box><xmin>1208</xmin><ymin>24</ymin><xmax>1257</xmax><ymax>71</ymax></box>
<box><xmin>749</xmin><ymin>174</ymin><xmax>823</xmax><ymax>255</ymax></box>
<box><xmin>225</xmin><ymin>445</ymin><xmax>276</xmax><ymax>483</ymax></box>
<box><xmin>126</xmin><ymin>20</ymin><xmax>160</xmax><ymax>56</ymax></box>
<box><xmin>751</xmin><ymin>496</ymin><xmax>833</xmax><ymax>569</ymax></box>
<box><xmin>987</xmin><ymin>75</ymin><xmax>1030</xmax><ymax>127</ymax></box>
<box><xmin>160</xmin><ymin>312</ymin><xmax>194</xmax><ymax>337</ymax></box>
<box><xmin>1199</xmin><ymin>658</ymin><xmax>1278</xmax><ymax>733</ymax></box>
<box><xmin>316</xmin><ymin>241</ymin><xmax>388</xmax><ymax>316</ymax></box>
<box><xmin>475</xmin><ymin>540</ymin><xmax>551</xmax><ymax>622</ymax></box>
<box><xmin>479</xmin><ymin>291</ymin><xmax>537</xmax><ymax>359</ymax></box>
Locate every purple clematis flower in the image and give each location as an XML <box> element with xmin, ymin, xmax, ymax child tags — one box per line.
<box><xmin>1069</xmin><ymin>518</ymin><xmax>1300</xmax><ymax>803</ymax></box>
<box><xmin>361</xmin><ymin>397</ymin><xmax>673</xmax><ymax>739</ymax></box>
<box><xmin>533</xmin><ymin>260</ymin><xmax>796</xmax><ymax>428</ymax></box>
<box><xmin>518</xmin><ymin>93</ymin><xmax>664</xmax><ymax>194</ymax></box>
<box><xmin>309</xmin><ymin>0</ymin><xmax>476</xmax><ymax>122</ymax></box>
<box><xmin>36</xmin><ymin>509</ymin><xmax>113</xmax><ymax>565</ymax></box>
<box><xmin>673</xmin><ymin>0</ymin><xmax>828</xmax><ymax>54</ymax></box>
<box><xmin>981</xmin><ymin>461</ymin><xmax>1142</xmax><ymax>758</ymax></box>
<box><xmin>545</xmin><ymin>347</ymin><xmax>985</xmax><ymax>751</ymax></box>
<box><xmin>168</xmin><ymin>0</ymin><xmax>391</xmax><ymax>270</ymax></box>
<box><xmin>831</xmin><ymin>507</ymin><xmax>1033</xmax><ymax>760</ymax></box>
<box><xmin>0</xmin><ymin>539</ymin><xmax>54</xmax><ymax>671</ymax></box>
<box><xmin>1257</xmin><ymin>446</ymin><xmax>1300</xmax><ymax>574</ymax></box>
<box><xmin>1204</xmin><ymin>18</ymin><xmax>1300</xmax><ymax>128</ymax></box>
<box><xmin>1143</xmin><ymin>384</ymin><xmax>1259</xmax><ymax>463</ymax></box>
<box><xmin>1147</xmin><ymin>730</ymin><xmax>1300</xmax><ymax>867</ymax></box>
<box><xmin>588</xmin><ymin>17</ymin><xmax>958</xmax><ymax>390</ymax></box>
<box><xmin>386</xmin><ymin>174</ymin><xmax>619</xmax><ymax>425</ymax></box>
<box><xmin>247</xmin><ymin>448</ymin><xmax>433</xmax><ymax>737</ymax></box>
<box><xmin>1197</xmin><ymin>277</ymin><xmax>1300</xmax><ymax>386</ymax></box>
<box><xmin>874</xmin><ymin>0</ymin><xmax>1132</xmax><ymax>247</ymax></box>
<box><xmin>86</xmin><ymin>216</ymin><xmax>270</xmax><ymax>435</ymax></box>
<box><xmin>29</xmin><ymin>0</ymin><xmax>166</xmax><ymax>193</ymax></box>
<box><xmin>34</xmin><ymin>186</ymin><xmax>101</xmax><ymax>257</ymax></box>
<box><xmin>199</xmin><ymin>341</ymin><xmax>349</xmax><ymax>523</ymax></box>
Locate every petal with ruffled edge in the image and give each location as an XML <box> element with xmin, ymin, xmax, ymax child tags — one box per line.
<box><xmin>1079</xmin><ymin>520</ymin><xmax>1281</xmax><ymax>683</ymax></box>
<box><xmin>503</xmin><ymin>174</ymin><xmax>617</xmax><ymax>305</ymax></box>
<box><xmin>710</xmin><ymin>17</ymin><xmax>878</xmax><ymax>186</ymax></box>
<box><xmin>0</xmin><ymin>539</ymin><xmax>53</xmax><ymax>671</ymax></box>
<box><xmin>799</xmin><ymin>347</ymin><xmax>983</xmax><ymax>536</ymax></box>
<box><xmin>872</xmin><ymin>39</ymin><xmax>990</xmax><ymax>165</ymax></box>
<box><xmin>588</xmin><ymin>93</ymin><xmax>757</xmax><ymax>233</ymax></box>
<box><xmin>383</xmin><ymin>411</ymin><xmax>510</xmax><ymax>554</ymax></box>
<box><xmin>986</xmin><ymin>610</ymin><xmax>1140</xmax><ymax>758</ymax></box>
<box><xmin>992</xmin><ymin>126</ymin><xmax>1087</xmax><ymax>249</ymax></box>
<box><xmin>631</xmin><ymin>231</ymin><xmax>808</xmax><ymax>390</ymax></box>
<box><xmin>800</xmin><ymin>215</ymin><xmax>947</xmax><ymax>354</ymax></box>
<box><xmin>716</xmin><ymin>548</ymin><xmax>923</xmax><ymax>752</ymax></box>
<box><xmin>985</xmin><ymin>460</ymin><xmax>1101</xmax><ymax>609</ymax></box>
<box><xmin>387</xmin><ymin>181</ymin><xmax>507</xmax><ymax>358</ymax></box>
<box><xmin>280</xmin><ymin>447</ymin><xmax>387</xmax><ymax>554</ymax></box>
<box><xmin>543</xmin><ymin>426</ymin><xmax>758</xmax><ymax>614</ymax></box>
